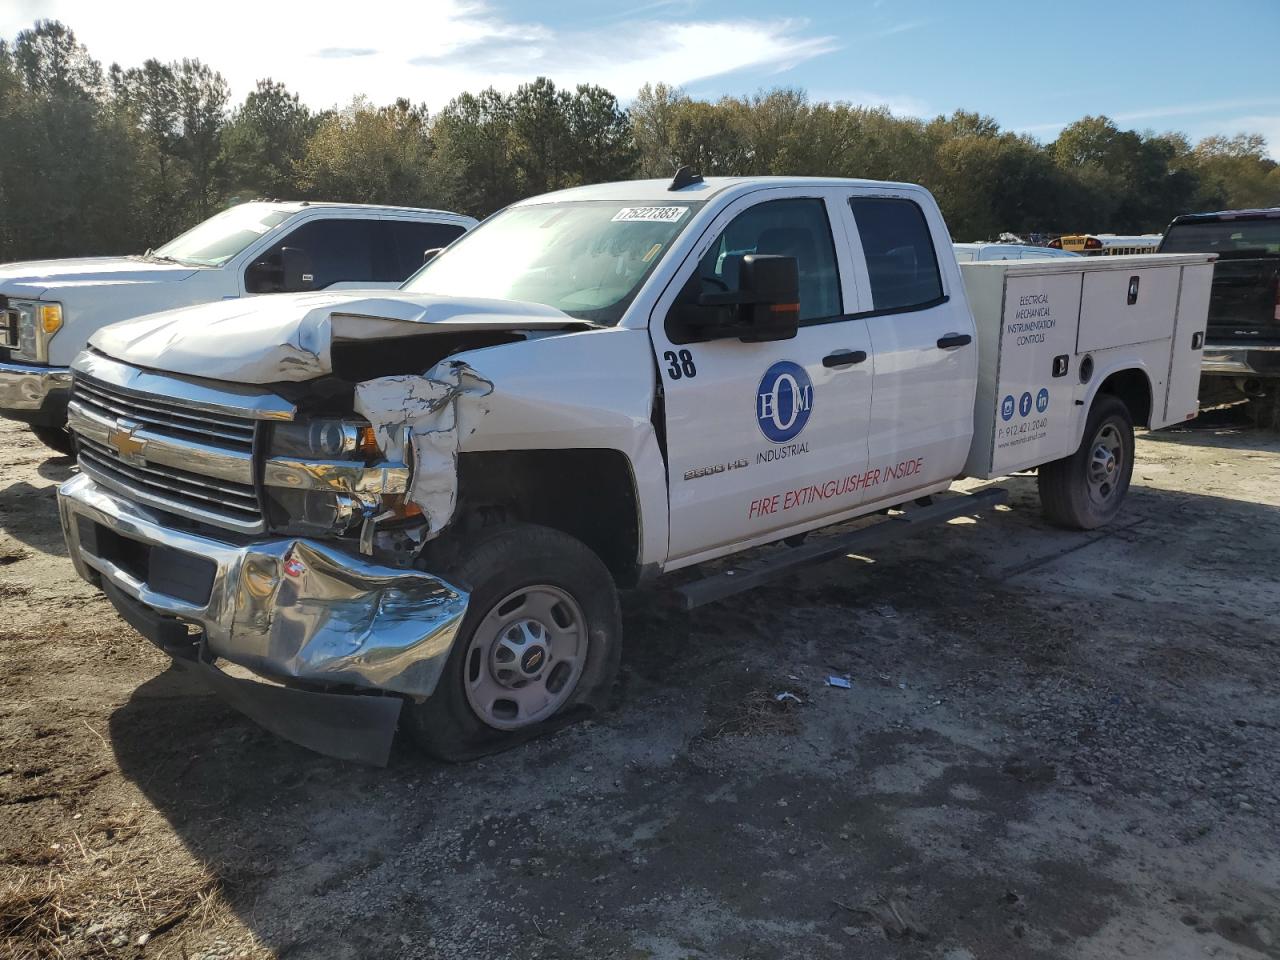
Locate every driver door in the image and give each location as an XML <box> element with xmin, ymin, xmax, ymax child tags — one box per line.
<box><xmin>649</xmin><ymin>188</ymin><xmax>875</xmax><ymax>564</ymax></box>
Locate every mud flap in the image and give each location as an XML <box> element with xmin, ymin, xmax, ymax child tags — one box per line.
<box><xmin>172</xmin><ymin>658</ymin><xmax>403</xmax><ymax>766</ymax></box>
<box><xmin>103</xmin><ymin>581</ymin><xmax>403</xmax><ymax>766</ymax></box>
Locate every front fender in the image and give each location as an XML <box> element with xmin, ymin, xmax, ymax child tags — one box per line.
<box><xmin>355</xmin><ymin>327</ymin><xmax>669</xmax><ymax>568</ymax></box>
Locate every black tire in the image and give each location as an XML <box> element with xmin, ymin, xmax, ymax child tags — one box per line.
<box><xmin>1037</xmin><ymin>395</ymin><xmax>1135</xmax><ymax>530</ymax></box>
<box><xmin>404</xmin><ymin>523</ymin><xmax>622</xmax><ymax>762</ymax></box>
<box><xmin>1246</xmin><ymin>391</ymin><xmax>1280</xmax><ymax>431</ymax></box>
<box><xmin>30</xmin><ymin>424</ymin><xmax>74</xmax><ymax>456</ymax></box>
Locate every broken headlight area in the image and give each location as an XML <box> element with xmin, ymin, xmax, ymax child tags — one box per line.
<box><xmin>263</xmin><ymin>416</ymin><xmax>423</xmax><ymax>547</ymax></box>
<box><xmin>268</xmin><ymin>417</ymin><xmax>380</xmax><ymax>459</ymax></box>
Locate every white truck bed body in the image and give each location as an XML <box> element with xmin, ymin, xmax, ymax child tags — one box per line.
<box><xmin>962</xmin><ymin>253</ymin><xmax>1214</xmax><ymax>479</ymax></box>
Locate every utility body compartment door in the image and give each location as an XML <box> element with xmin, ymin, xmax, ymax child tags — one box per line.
<box><xmin>648</xmin><ymin>188</ymin><xmax>874</xmax><ymax>565</ymax></box>
<box><xmin>1163</xmin><ymin>262</ymin><xmax>1212</xmax><ymax>425</ymax></box>
<box><xmin>1078</xmin><ymin>266</ymin><xmax>1180</xmax><ymax>352</ymax></box>
<box><xmin>986</xmin><ymin>271</ymin><xmax>1081</xmax><ymax>474</ymax></box>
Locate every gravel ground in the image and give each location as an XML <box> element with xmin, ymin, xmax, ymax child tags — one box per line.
<box><xmin>1</xmin><ymin>409</ymin><xmax>1278</xmax><ymax>960</ymax></box>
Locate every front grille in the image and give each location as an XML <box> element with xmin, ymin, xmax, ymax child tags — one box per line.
<box><xmin>70</xmin><ymin>373</ymin><xmax>264</xmax><ymax>532</ymax></box>
<box><xmin>73</xmin><ymin>375</ymin><xmax>256</xmax><ymax>451</ymax></box>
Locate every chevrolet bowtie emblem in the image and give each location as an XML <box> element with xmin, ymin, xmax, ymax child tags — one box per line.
<box><xmin>107</xmin><ymin>419</ymin><xmax>147</xmax><ymax>463</ymax></box>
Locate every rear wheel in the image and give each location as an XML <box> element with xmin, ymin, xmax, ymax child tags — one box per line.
<box><xmin>30</xmin><ymin>424</ymin><xmax>74</xmax><ymax>456</ymax></box>
<box><xmin>404</xmin><ymin>523</ymin><xmax>621</xmax><ymax>762</ymax></box>
<box><xmin>1038</xmin><ymin>395</ymin><xmax>1135</xmax><ymax>530</ymax></box>
<box><xmin>1246</xmin><ymin>391</ymin><xmax>1280</xmax><ymax>431</ymax></box>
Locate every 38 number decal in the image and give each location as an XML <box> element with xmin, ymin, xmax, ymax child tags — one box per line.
<box><xmin>664</xmin><ymin>349</ymin><xmax>697</xmax><ymax>380</ymax></box>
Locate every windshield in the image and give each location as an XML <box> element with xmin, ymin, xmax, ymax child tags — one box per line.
<box><xmin>402</xmin><ymin>200</ymin><xmax>703</xmax><ymax>324</ymax></box>
<box><xmin>154</xmin><ymin>203</ymin><xmax>296</xmax><ymax>267</ymax></box>
<box><xmin>1161</xmin><ymin>220</ymin><xmax>1280</xmax><ymax>257</ymax></box>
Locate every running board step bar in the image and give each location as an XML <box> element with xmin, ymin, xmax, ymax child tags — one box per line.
<box><xmin>674</xmin><ymin>487</ymin><xmax>1009</xmax><ymax>611</ymax></box>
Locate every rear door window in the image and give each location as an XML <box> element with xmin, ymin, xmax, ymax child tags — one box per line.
<box><xmin>388</xmin><ymin>220</ymin><xmax>468</xmax><ymax>279</ymax></box>
<box><xmin>850</xmin><ymin>197</ymin><xmax>944</xmax><ymax>311</ymax></box>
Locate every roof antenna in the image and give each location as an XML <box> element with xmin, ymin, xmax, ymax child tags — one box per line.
<box><xmin>669</xmin><ymin>165</ymin><xmax>704</xmax><ymax>191</ymax></box>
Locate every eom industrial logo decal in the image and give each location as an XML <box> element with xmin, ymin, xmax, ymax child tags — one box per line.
<box><xmin>756</xmin><ymin>361</ymin><xmax>814</xmax><ymax>443</ymax></box>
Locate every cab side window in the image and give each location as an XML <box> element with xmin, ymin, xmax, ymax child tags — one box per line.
<box><xmin>686</xmin><ymin>198</ymin><xmax>842</xmax><ymax>323</ymax></box>
<box><xmin>850</xmin><ymin>197</ymin><xmax>944</xmax><ymax>312</ymax></box>
<box><xmin>247</xmin><ymin>218</ymin><xmax>374</xmax><ymax>292</ymax></box>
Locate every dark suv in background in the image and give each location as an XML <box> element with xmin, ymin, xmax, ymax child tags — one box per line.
<box><xmin>1159</xmin><ymin>208</ymin><xmax>1280</xmax><ymax>428</ymax></box>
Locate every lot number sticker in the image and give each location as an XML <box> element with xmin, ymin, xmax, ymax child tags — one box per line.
<box><xmin>611</xmin><ymin>206</ymin><xmax>689</xmax><ymax>223</ymax></box>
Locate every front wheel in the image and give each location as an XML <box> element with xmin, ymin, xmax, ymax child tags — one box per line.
<box><xmin>404</xmin><ymin>523</ymin><xmax>622</xmax><ymax>762</ymax></box>
<box><xmin>1037</xmin><ymin>395</ymin><xmax>1135</xmax><ymax>530</ymax></box>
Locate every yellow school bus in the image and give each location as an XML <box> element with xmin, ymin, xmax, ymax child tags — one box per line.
<box><xmin>1048</xmin><ymin>234</ymin><xmax>1163</xmax><ymax>256</ymax></box>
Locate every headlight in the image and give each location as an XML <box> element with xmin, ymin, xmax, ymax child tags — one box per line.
<box><xmin>264</xmin><ymin>417</ymin><xmax>417</xmax><ymax>540</ymax></box>
<box><xmin>13</xmin><ymin>300</ymin><xmax>62</xmax><ymax>362</ymax></box>
<box><xmin>268</xmin><ymin>417</ymin><xmax>379</xmax><ymax>459</ymax></box>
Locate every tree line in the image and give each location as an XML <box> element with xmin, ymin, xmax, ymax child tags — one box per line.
<box><xmin>1</xmin><ymin>19</ymin><xmax>1277</xmax><ymax>263</ymax></box>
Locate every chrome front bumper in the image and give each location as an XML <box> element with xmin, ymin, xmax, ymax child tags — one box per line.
<box><xmin>0</xmin><ymin>359</ymin><xmax>71</xmax><ymax>412</ymax></box>
<box><xmin>58</xmin><ymin>472</ymin><xmax>470</xmax><ymax>699</ymax></box>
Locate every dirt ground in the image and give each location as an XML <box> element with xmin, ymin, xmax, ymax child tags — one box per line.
<box><xmin>1</xmin><ymin>409</ymin><xmax>1278</xmax><ymax>960</ymax></box>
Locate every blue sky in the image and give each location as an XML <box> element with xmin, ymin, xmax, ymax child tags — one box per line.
<box><xmin>6</xmin><ymin>0</ymin><xmax>1279</xmax><ymax>156</ymax></box>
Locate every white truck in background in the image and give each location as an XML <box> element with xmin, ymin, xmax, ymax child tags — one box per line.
<box><xmin>0</xmin><ymin>201</ymin><xmax>476</xmax><ymax>453</ymax></box>
<box><xmin>54</xmin><ymin>173</ymin><xmax>1213</xmax><ymax>764</ymax></box>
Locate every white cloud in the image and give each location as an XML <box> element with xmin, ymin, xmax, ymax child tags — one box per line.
<box><xmin>1014</xmin><ymin>98</ymin><xmax>1280</xmax><ymax>157</ymax></box>
<box><xmin>0</xmin><ymin>0</ymin><xmax>837</xmax><ymax>109</ymax></box>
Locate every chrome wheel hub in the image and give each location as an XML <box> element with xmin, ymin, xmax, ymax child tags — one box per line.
<box><xmin>464</xmin><ymin>585</ymin><xmax>587</xmax><ymax>731</ymax></box>
<box><xmin>491</xmin><ymin>619</ymin><xmax>550</xmax><ymax>687</ymax></box>
<box><xmin>1086</xmin><ymin>423</ymin><xmax>1124</xmax><ymax>505</ymax></box>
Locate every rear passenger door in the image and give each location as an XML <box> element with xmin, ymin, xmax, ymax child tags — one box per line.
<box><xmin>843</xmin><ymin>193</ymin><xmax>977</xmax><ymax>499</ymax></box>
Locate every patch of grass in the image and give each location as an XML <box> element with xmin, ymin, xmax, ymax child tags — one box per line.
<box><xmin>0</xmin><ymin>817</ymin><xmax>223</xmax><ymax>958</ymax></box>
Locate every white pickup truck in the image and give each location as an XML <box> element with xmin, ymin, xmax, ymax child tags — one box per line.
<box><xmin>0</xmin><ymin>201</ymin><xmax>475</xmax><ymax>453</ymax></box>
<box><xmin>55</xmin><ymin>173</ymin><xmax>1214</xmax><ymax>764</ymax></box>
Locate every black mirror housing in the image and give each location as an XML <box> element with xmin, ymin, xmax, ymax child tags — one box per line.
<box><xmin>668</xmin><ymin>253</ymin><xmax>800</xmax><ymax>344</ymax></box>
<box><xmin>738</xmin><ymin>254</ymin><xmax>799</xmax><ymax>342</ymax></box>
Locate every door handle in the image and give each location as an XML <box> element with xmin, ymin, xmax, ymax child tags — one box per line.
<box><xmin>822</xmin><ymin>349</ymin><xmax>868</xmax><ymax>368</ymax></box>
<box><xmin>936</xmin><ymin>333</ymin><xmax>972</xmax><ymax>349</ymax></box>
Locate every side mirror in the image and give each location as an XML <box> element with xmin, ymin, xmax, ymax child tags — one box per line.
<box><xmin>737</xmin><ymin>254</ymin><xmax>799</xmax><ymax>342</ymax></box>
<box><xmin>422</xmin><ymin>247</ymin><xmax>444</xmax><ymax>264</ymax></box>
<box><xmin>244</xmin><ymin>258</ymin><xmax>277</xmax><ymax>294</ymax></box>
<box><xmin>281</xmin><ymin>246</ymin><xmax>314</xmax><ymax>292</ymax></box>
<box><xmin>669</xmin><ymin>254</ymin><xmax>800</xmax><ymax>344</ymax></box>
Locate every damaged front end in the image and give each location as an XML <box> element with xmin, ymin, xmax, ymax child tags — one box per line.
<box><xmin>59</xmin><ymin>472</ymin><xmax>470</xmax><ymax>764</ymax></box>
<box><xmin>56</xmin><ymin>347</ymin><xmax>526</xmax><ymax>764</ymax></box>
<box><xmin>59</xmin><ymin>297</ymin><xmax>591</xmax><ymax>762</ymax></box>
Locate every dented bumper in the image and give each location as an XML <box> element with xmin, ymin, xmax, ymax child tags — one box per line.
<box><xmin>57</xmin><ymin>473</ymin><xmax>470</xmax><ymax>762</ymax></box>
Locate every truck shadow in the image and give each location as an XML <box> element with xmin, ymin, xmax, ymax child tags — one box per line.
<box><xmin>104</xmin><ymin>463</ymin><xmax>1280</xmax><ymax>958</ymax></box>
<box><xmin>1148</xmin><ymin>403</ymin><xmax>1280</xmax><ymax>452</ymax></box>
<box><xmin>0</xmin><ymin>477</ymin><xmax>72</xmax><ymax>557</ymax></box>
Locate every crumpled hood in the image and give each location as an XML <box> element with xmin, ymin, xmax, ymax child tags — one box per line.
<box><xmin>0</xmin><ymin>257</ymin><xmax>197</xmax><ymax>298</ymax></box>
<box><xmin>89</xmin><ymin>291</ymin><xmax>585</xmax><ymax>383</ymax></box>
